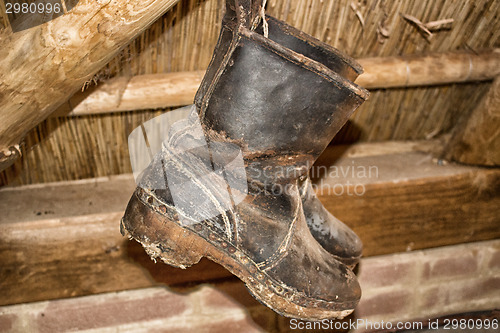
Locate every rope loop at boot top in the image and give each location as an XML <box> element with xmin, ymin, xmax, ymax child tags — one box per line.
<box><xmin>225</xmin><ymin>0</ymin><xmax>266</xmax><ymax>31</ymax></box>
<box><xmin>259</xmin><ymin>0</ymin><xmax>268</xmax><ymax>37</ymax></box>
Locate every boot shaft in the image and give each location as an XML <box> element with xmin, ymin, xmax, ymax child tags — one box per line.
<box><xmin>195</xmin><ymin>7</ymin><xmax>368</xmax><ymax>183</ymax></box>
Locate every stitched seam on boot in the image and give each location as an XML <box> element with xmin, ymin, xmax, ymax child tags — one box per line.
<box><xmin>299</xmin><ymin>177</ymin><xmax>310</xmax><ymax>199</ymax></box>
<box><xmin>256</xmin><ymin>198</ymin><xmax>300</xmax><ymax>271</ymax></box>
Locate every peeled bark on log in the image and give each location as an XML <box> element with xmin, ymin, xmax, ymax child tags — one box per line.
<box><xmin>0</xmin><ymin>0</ymin><xmax>180</xmax><ymax>171</ymax></box>
<box><xmin>443</xmin><ymin>76</ymin><xmax>500</xmax><ymax>166</ymax></box>
<box><xmin>52</xmin><ymin>49</ymin><xmax>500</xmax><ymax>117</ymax></box>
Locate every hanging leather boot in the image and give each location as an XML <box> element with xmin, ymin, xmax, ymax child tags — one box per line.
<box><xmin>121</xmin><ymin>0</ymin><xmax>368</xmax><ymax>320</ymax></box>
<box><xmin>198</xmin><ymin>7</ymin><xmax>365</xmax><ymax>267</ymax></box>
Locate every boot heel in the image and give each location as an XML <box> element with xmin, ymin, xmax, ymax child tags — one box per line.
<box><xmin>121</xmin><ymin>194</ymin><xmax>204</xmax><ymax>269</ymax></box>
<box><xmin>145</xmin><ymin>225</ymin><xmax>204</xmax><ymax>269</ymax></box>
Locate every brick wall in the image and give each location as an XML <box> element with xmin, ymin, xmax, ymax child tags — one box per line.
<box><xmin>0</xmin><ymin>286</ymin><xmax>263</xmax><ymax>333</ymax></box>
<box><xmin>354</xmin><ymin>239</ymin><xmax>500</xmax><ymax>331</ymax></box>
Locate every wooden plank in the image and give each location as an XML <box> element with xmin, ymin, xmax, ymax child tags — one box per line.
<box><xmin>0</xmin><ymin>0</ymin><xmax>181</xmax><ymax>171</ymax></box>
<box><xmin>51</xmin><ymin>50</ymin><xmax>500</xmax><ymax>117</ymax></box>
<box><xmin>0</xmin><ymin>174</ymin><xmax>135</xmax><ymax>223</ymax></box>
<box><xmin>0</xmin><ymin>141</ymin><xmax>499</xmax><ymax>306</ymax></box>
<box><xmin>0</xmin><ymin>212</ymin><xmax>231</xmax><ymax>306</ymax></box>
<box><xmin>315</xmin><ymin>151</ymin><xmax>500</xmax><ymax>256</ymax></box>
<box><xmin>444</xmin><ymin>76</ymin><xmax>500</xmax><ymax>166</ymax></box>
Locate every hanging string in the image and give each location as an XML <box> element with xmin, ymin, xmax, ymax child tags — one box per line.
<box><xmin>260</xmin><ymin>0</ymin><xmax>268</xmax><ymax>38</ymax></box>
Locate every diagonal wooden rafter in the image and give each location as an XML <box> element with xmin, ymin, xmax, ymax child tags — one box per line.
<box><xmin>0</xmin><ymin>0</ymin><xmax>181</xmax><ymax>172</ymax></box>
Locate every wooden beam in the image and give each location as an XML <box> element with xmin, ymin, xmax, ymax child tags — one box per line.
<box><xmin>358</xmin><ymin>49</ymin><xmax>500</xmax><ymax>89</ymax></box>
<box><xmin>50</xmin><ymin>71</ymin><xmax>206</xmax><ymax>117</ymax></box>
<box><xmin>443</xmin><ymin>76</ymin><xmax>500</xmax><ymax>166</ymax></box>
<box><xmin>0</xmin><ymin>141</ymin><xmax>498</xmax><ymax>306</ymax></box>
<box><xmin>52</xmin><ymin>49</ymin><xmax>500</xmax><ymax>117</ymax></box>
<box><xmin>0</xmin><ymin>175</ymin><xmax>231</xmax><ymax>306</ymax></box>
<box><xmin>0</xmin><ymin>0</ymin><xmax>181</xmax><ymax>171</ymax></box>
<box><xmin>315</xmin><ymin>151</ymin><xmax>500</xmax><ymax>255</ymax></box>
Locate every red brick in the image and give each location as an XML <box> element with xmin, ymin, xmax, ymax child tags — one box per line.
<box><xmin>421</xmin><ymin>276</ymin><xmax>500</xmax><ymax>311</ymax></box>
<box><xmin>139</xmin><ymin>311</ymin><xmax>263</xmax><ymax>333</ymax></box>
<box><xmin>358</xmin><ymin>257</ymin><xmax>417</xmax><ymax>289</ymax></box>
<box><xmin>0</xmin><ymin>313</ymin><xmax>15</xmax><ymax>331</ymax></box>
<box><xmin>422</xmin><ymin>253</ymin><xmax>479</xmax><ymax>281</ymax></box>
<box><xmin>355</xmin><ymin>289</ymin><xmax>412</xmax><ymax>318</ymax></box>
<box><xmin>114</xmin><ymin>316</ymin><xmax>263</xmax><ymax>333</ymax></box>
<box><xmin>213</xmin><ymin>281</ymin><xmax>261</xmax><ymax>308</ymax></box>
<box><xmin>191</xmin><ymin>317</ymin><xmax>263</xmax><ymax>333</ymax></box>
<box><xmin>36</xmin><ymin>289</ymin><xmax>187</xmax><ymax>333</ymax></box>
<box><xmin>199</xmin><ymin>284</ymin><xmax>246</xmax><ymax>309</ymax></box>
<box><xmin>465</xmin><ymin>276</ymin><xmax>500</xmax><ymax>300</ymax></box>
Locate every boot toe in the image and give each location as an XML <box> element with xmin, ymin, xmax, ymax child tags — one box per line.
<box><xmin>302</xmin><ymin>178</ymin><xmax>363</xmax><ymax>265</ymax></box>
<box><xmin>266</xmin><ymin>246</ymin><xmax>361</xmax><ymax>307</ymax></box>
<box><xmin>321</xmin><ymin>212</ymin><xmax>363</xmax><ymax>264</ymax></box>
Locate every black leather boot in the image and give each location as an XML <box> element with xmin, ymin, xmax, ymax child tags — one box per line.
<box><xmin>198</xmin><ymin>7</ymin><xmax>365</xmax><ymax>267</ymax></box>
<box><xmin>256</xmin><ymin>14</ymin><xmax>364</xmax><ymax>268</ymax></box>
<box><xmin>121</xmin><ymin>0</ymin><xmax>368</xmax><ymax>320</ymax></box>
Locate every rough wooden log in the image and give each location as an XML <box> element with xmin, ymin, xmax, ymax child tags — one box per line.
<box><xmin>52</xmin><ymin>49</ymin><xmax>500</xmax><ymax>117</ymax></box>
<box><xmin>50</xmin><ymin>71</ymin><xmax>206</xmax><ymax>117</ymax></box>
<box><xmin>1</xmin><ymin>140</ymin><xmax>499</xmax><ymax>306</ymax></box>
<box><xmin>443</xmin><ymin>76</ymin><xmax>500</xmax><ymax>166</ymax></box>
<box><xmin>358</xmin><ymin>49</ymin><xmax>500</xmax><ymax>88</ymax></box>
<box><xmin>0</xmin><ymin>0</ymin><xmax>181</xmax><ymax>171</ymax></box>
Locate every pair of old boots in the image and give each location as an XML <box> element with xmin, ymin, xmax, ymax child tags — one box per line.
<box><xmin>121</xmin><ymin>0</ymin><xmax>368</xmax><ymax>321</ymax></box>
